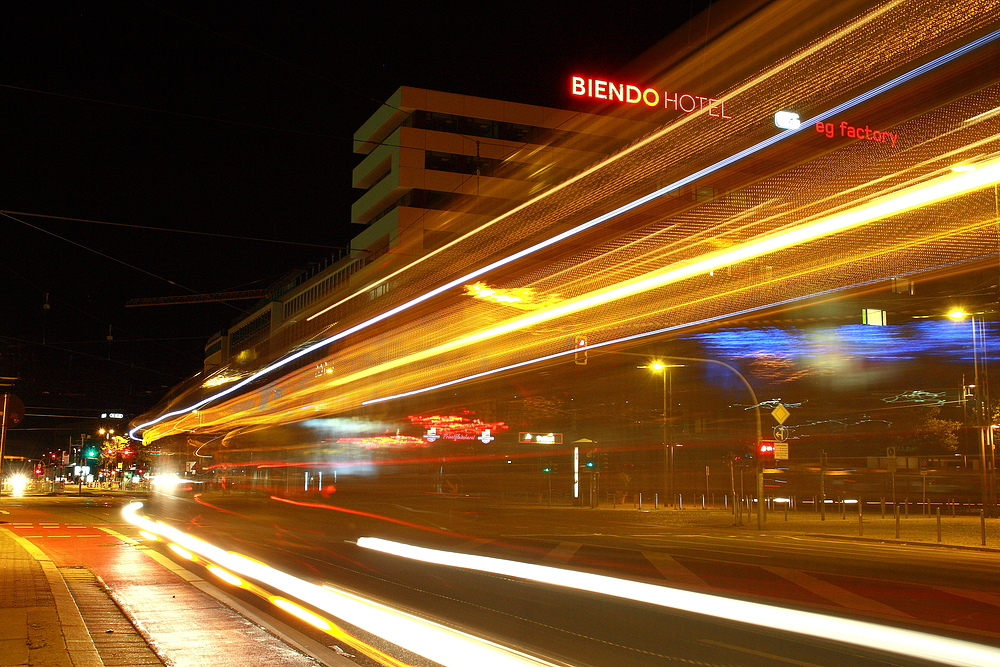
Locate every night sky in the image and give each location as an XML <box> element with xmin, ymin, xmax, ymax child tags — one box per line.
<box><xmin>1</xmin><ymin>2</ymin><xmax>715</xmax><ymax>452</ymax></box>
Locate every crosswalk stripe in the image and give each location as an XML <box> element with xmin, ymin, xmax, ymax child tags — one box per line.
<box><xmin>541</xmin><ymin>542</ymin><xmax>582</xmax><ymax>564</ymax></box>
<box><xmin>643</xmin><ymin>552</ymin><xmax>709</xmax><ymax>589</ymax></box>
<box><xmin>764</xmin><ymin>566</ymin><xmax>911</xmax><ymax>617</ymax></box>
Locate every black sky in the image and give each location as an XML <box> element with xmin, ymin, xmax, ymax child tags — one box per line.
<box><xmin>0</xmin><ymin>1</ymin><xmax>715</xmax><ymax>451</ymax></box>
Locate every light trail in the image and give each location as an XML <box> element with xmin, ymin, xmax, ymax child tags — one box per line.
<box><xmin>325</xmin><ymin>158</ymin><xmax>1000</xmax><ymax>398</ymax></box>
<box><xmin>122</xmin><ymin>502</ymin><xmax>562</xmax><ymax>667</ymax></box>
<box><xmin>129</xmin><ymin>26</ymin><xmax>1000</xmax><ymax>442</ymax></box>
<box><xmin>356</xmin><ymin>537</ymin><xmax>1000</xmax><ymax>667</ymax></box>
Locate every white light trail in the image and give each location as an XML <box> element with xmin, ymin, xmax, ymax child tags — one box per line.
<box><xmin>357</xmin><ymin>537</ymin><xmax>1000</xmax><ymax>667</ymax></box>
<box><xmin>129</xmin><ymin>26</ymin><xmax>1000</xmax><ymax>441</ymax></box>
<box><xmin>122</xmin><ymin>503</ymin><xmax>560</xmax><ymax>667</ymax></box>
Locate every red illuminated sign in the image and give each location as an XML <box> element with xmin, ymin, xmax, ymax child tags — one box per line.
<box><xmin>409</xmin><ymin>412</ymin><xmax>509</xmax><ymax>443</ymax></box>
<box><xmin>571</xmin><ymin>76</ymin><xmax>731</xmax><ymax>118</ymax></box>
<box><xmin>815</xmin><ymin>121</ymin><xmax>898</xmax><ymax>147</ymax></box>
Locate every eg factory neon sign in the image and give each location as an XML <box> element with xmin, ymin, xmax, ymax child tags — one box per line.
<box><xmin>571</xmin><ymin>76</ymin><xmax>731</xmax><ymax>118</ymax></box>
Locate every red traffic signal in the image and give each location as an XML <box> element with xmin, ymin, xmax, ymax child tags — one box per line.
<box><xmin>757</xmin><ymin>441</ymin><xmax>776</xmax><ymax>464</ymax></box>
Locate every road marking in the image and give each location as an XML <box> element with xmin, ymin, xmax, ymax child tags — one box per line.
<box><xmin>763</xmin><ymin>567</ymin><xmax>911</xmax><ymax>617</ymax></box>
<box><xmin>934</xmin><ymin>586</ymin><xmax>1000</xmax><ymax>608</ymax></box>
<box><xmin>541</xmin><ymin>542</ymin><xmax>582</xmax><ymax>564</ymax></box>
<box><xmin>643</xmin><ymin>552</ymin><xmax>709</xmax><ymax>589</ymax></box>
<box><xmin>699</xmin><ymin>639</ymin><xmax>826</xmax><ymax>666</ymax></box>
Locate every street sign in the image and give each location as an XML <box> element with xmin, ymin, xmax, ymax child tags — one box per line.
<box><xmin>1</xmin><ymin>394</ymin><xmax>25</xmax><ymax>426</ymax></box>
<box><xmin>519</xmin><ymin>432</ymin><xmax>563</xmax><ymax>444</ymax></box>
<box><xmin>771</xmin><ymin>403</ymin><xmax>790</xmax><ymax>425</ymax></box>
<box><xmin>773</xmin><ymin>425</ymin><xmax>789</xmax><ymax>441</ymax></box>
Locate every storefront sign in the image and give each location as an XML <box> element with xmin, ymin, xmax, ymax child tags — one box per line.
<box><xmin>571</xmin><ymin>76</ymin><xmax>731</xmax><ymax>118</ymax></box>
<box><xmin>816</xmin><ymin>120</ymin><xmax>898</xmax><ymax>146</ymax></box>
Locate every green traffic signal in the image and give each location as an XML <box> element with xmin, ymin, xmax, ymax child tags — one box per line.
<box><xmin>542</xmin><ymin>467</ymin><xmax>552</xmax><ymax>473</ymax></box>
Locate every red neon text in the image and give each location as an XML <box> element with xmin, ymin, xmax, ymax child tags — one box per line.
<box><xmin>816</xmin><ymin>121</ymin><xmax>898</xmax><ymax>147</ymax></box>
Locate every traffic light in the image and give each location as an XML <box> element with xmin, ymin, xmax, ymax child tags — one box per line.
<box><xmin>574</xmin><ymin>336</ymin><xmax>588</xmax><ymax>365</ymax></box>
<box><xmin>84</xmin><ymin>447</ymin><xmax>99</xmax><ymax>459</ymax></box>
<box><xmin>757</xmin><ymin>441</ymin><xmax>776</xmax><ymax>465</ymax></box>
<box><xmin>542</xmin><ymin>466</ymin><xmax>553</xmax><ymax>473</ymax></box>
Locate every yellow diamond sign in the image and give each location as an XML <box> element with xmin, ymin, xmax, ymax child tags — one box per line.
<box><xmin>771</xmin><ymin>403</ymin><xmax>790</xmax><ymax>425</ymax></box>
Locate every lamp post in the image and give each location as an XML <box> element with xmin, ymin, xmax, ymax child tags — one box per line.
<box><xmin>644</xmin><ymin>363</ymin><xmax>684</xmax><ymax>507</ymax></box>
<box><xmin>949</xmin><ymin>310</ymin><xmax>996</xmax><ymax>516</ymax></box>
<box><xmin>638</xmin><ymin>356</ymin><xmax>763</xmax><ymax>524</ymax></box>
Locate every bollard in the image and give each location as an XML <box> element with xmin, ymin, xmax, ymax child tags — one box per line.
<box><xmin>905</xmin><ymin>498</ymin><xmax>909</xmax><ymax>518</ymax></box>
<box><xmin>981</xmin><ymin>509</ymin><xmax>987</xmax><ymax>546</ymax></box>
<box><xmin>638</xmin><ymin>492</ymin><xmax>642</xmax><ymax>510</ymax></box>
<box><xmin>702</xmin><ymin>494</ymin><xmax>706</xmax><ymax>510</ymax></box>
<box><xmin>895</xmin><ymin>505</ymin><xmax>901</xmax><ymax>539</ymax></box>
<box><xmin>858</xmin><ymin>500</ymin><xmax>863</xmax><ymax>536</ymax></box>
<box><xmin>678</xmin><ymin>494</ymin><xmax>683</xmax><ymax>510</ymax></box>
<box><xmin>936</xmin><ymin>506</ymin><xmax>942</xmax><ymax>543</ymax></box>
<box><xmin>881</xmin><ymin>497</ymin><xmax>885</xmax><ymax>519</ymax></box>
<box><xmin>952</xmin><ymin>499</ymin><xmax>956</xmax><ymax>517</ymax></box>
<box><xmin>842</xmin><ymin>499</ymin><xmax>846</xmax><ymax>520</ymax></box>
<box><xmin>654</xmin><ymin>493</ymin><xmax>658</xmax><ymax>510</ymax></box>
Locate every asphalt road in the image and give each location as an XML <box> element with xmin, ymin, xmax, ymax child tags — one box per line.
<box><xmin>128</xmin><ymin>490</ymin><xmax>1000</xmax><ymax>667</ymax></box>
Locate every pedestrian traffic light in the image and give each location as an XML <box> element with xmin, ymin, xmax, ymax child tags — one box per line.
<box><xmin>574</xmin><ymin>336</ymin><xmax>588</xmax><ymax>365</ymax></box>
<box><xmin>757</xmin><ymin>441</ymin><xmax>776</xmax><ymax>465</ymax></box>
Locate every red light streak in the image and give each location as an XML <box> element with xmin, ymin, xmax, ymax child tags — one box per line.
<box><xmin>269</xmin><ymin>496</ymin><xmax>467</xmax><ymax>539</ymax></box>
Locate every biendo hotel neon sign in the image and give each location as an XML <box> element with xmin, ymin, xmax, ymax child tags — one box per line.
<box><xmin>571</xmin><ymin>76</ymin><xmax>731</xmax><ymax>118</ymax></box>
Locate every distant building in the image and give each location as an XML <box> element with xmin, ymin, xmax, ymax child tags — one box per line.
<box><xmin>205</xmin><ymin>86</ymin><xmax>642</xmax><ymax>372</ymax></box>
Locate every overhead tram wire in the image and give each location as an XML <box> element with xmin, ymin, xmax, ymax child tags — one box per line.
<box><xmin>1</xmin><ymin>211</ymin><xmax>247</xmax><ymax>314</ymax></box>
<box><xmin>128</xmin><ymin>26</ymin><xmax>1000</xmax><ymax>441</ymax></box>
<box><xmin>0</xmin><ymin>209</ymin><xmax>345</xmax><ymax>250</ymax></box>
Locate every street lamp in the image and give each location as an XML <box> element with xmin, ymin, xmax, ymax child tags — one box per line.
<box><xmin>642</xmin><ymin>362</ymin><xmax>684</xmax><ymax>507</ymax></box>
<box><xmin>948</xmin><ymin>309</ymin><xmax>996</xmax><ymax>515</ymax></box>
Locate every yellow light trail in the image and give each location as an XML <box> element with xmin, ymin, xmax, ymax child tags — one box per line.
<box><xmin>122</xmin><ymin>503</ymin><xmax>563</xmax><ymax>667</ymax></box>
<box><xmin>311</xmin><ymin>158</ymin><xmax>1000</xmax><ymax>397</ymax></box>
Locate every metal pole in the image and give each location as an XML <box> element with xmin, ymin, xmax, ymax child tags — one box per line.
<box><xmin>662</xmin><ymin>370</ymin><xmax>669</xmax><ymax>507</ymax></box>
<box><xmin>0</xmin><ymin>394</ymin><xmax>7</xmax><ymax>498</ymax></box>
<box><xmin>820</xmin><ymin>450</ymin><xmax>826</xmax><ymax>521</ymax></box>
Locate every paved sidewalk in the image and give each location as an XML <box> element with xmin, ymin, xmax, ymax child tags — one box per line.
<box><xmin>0</xmin><ymin>512</ymin><xmax>343</xmax><ymax>667</ymax></box>
<box><xmin>0</xmin><ymin>527</ymin><xmax>103</xmax><ymax>667</ymax></box>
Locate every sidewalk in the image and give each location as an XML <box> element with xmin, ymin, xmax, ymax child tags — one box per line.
<box><xmin>0</xmin><ymin>527</ymin><xmax>105</xmax><ymax>667</ymax></box>
<box><xmin>0</xmin><ymin>505</ymin><xmax>349</xmax><ymax>667</ymax></box>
